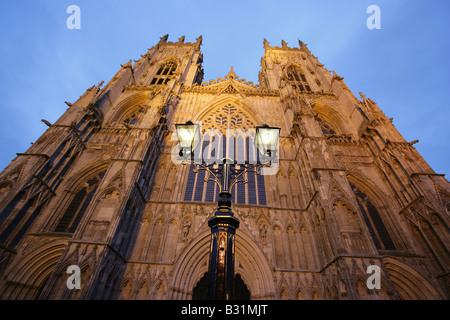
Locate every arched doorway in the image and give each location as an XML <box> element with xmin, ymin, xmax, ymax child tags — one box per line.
<box><xmin>192</xmin><ymin>273</ymin><xmax>251</xmax><ymax>300</ymax></box>
<box><xmin>170</xmin><ymin>229</ymin><xmax>275</xmax><ymax>300</ymax></box>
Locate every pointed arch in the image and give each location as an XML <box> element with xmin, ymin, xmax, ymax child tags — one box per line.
<box><xmin>283</xmin><ymin>63</ymin><xmax>311</xmax><ymax>92</ymax></box>
<box><xmin>346</xmin><ymin>174</ymin><xmax>398</xmax><ymax>251</ymax></box>
<box><xmin>0</xmin><ymin>239</ymin><xmax>68</xmax><ymax>299</ymax></box>
<box><xmin>150</xmin><ymin>58</ymin><xmax>179</xmax><ymax>85</ymax></box>
<box><xmin>152</xmin><ymin>270</ymin><xmax>169</xmax><ymax>300</ymax></box>
<box><xmin>146</xmin><ymin>217</ymin><xmax>165</xmax><ymax>262</ymax></box>
<box><xmin>53</xmin><ymin>169</ymin><xmax>106</xmax><ymax>234</ymax></box>
<box><xmin>107</xmin><ymin>92</ymin><xmax>150</xmax><ymax>124</ymax></box>
<box><xmin>136</xmin><ymin>280</ymin><xmax>150</xmax><ymax>300</ymax></box>
<box><xmin>170</xmin><ymin>228</ymin><xmax>275</xmax><ymax>300</ymax></box>
<box><xmin>119</xmin><ymin>279</ymin><xmax>133</xmax><ymax>300</ymax></box>
<box><xmin>161</xmin><ymin>217</ymin><xmax>179</xmax><ymax>263</ymax></box>
<box><xmin>296</xmin><ymin>289</ymin><xmax>305</xmax><ymax>300</ymax></box>
<box><xmin>156</xmin><ymin>56</ymin><xmax>181</xmax><ymax>70</ymax></box>
<box><xmin>272</xmin><ymin>223</ymin><xmax>286</xmax><ymax>268</ymax></box>
<box><xmin>311</xmin><ymin>99</ymin><xmax>351</xmax><ymax>135</ymax></box>
<box><xmin>162</xmin><ymin>165</ymin><xmax>178</xmax><ymax>201</ymax></box>
<box><xmin>383</xmin><ymin>257</ymin><xmax>445</xmax><ymax>299</ymax></box>
<box><xmin>279</xmin><ymin>287</ymin><xmax>289</xmax><ymax>300</ymax></box>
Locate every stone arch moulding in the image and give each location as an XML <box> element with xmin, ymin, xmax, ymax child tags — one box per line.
<box><xmin>155</xmin><ymin>56</ymin><xmax>182</xmax><ymax>70</ymax></box>
<box><xmin>0</xmin><ymin>239</ymin><xmax>69</xmax><ymax>299</ymax></box>
<box><xmin>310</xmin><ymin>99</ymin><xmax>350</xmax><ymax>136</ymax></box>
<box><xmin>346</xmin><ymin>173</ymin><xmax>393</xmax><ymax>216</ymax></box>
<box><xmin>38</xmin><ymin>163</ymin><xmax>108</xmax><ymax>232</ymax></box>
<box><xmin>107</xmin><ymin>92</ymin><xmax>150</xmax><ymax>124</ymax></box>
<box><xmin>63</xmin><ymin>163</ymin><xmax>109</xmax><ymax>193</ymax></box>
<box><xmin>281</xmin><ymin>61</ymin><xmax>306</xmax><ymax>76</ymax></box>
<box><xmin>169</xmin><ymin>229</ymin><xmax>275</xmax><ymax>300</ymax></box>
<box><xmin>382</xmin><ymin>257</ymin><xmax>445</xmax><ymax>300</ymax></box>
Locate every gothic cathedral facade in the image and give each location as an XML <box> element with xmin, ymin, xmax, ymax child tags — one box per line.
<box><xmin>0</xmin><ymin>35</ymin><xmax>448</xmax><ymax>300</ymax></box>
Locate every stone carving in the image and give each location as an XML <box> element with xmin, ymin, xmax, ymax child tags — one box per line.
<box><xmin>182</xmin><ymin>219</ymin><xmax>191</xmax><ymax>240</ymax></box>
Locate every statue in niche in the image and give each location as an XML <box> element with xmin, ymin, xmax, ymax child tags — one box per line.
<box><xmin>183</xmin><ymin>219</ymin><xmax>191</xmax><ymax>239</ymax></box>
<box><xmin>259</xmin><ymin>223</ymin><xmax>267</xmax><ymax>244</ymax></box>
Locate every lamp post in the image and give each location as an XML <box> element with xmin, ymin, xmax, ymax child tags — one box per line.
<box><xmin>175</xmin><ymin>121</ymin><xmax>280</xmax><ymax>300</ymax></box>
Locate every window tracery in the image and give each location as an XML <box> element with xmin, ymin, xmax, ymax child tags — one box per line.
<box><xmin>317</xmin><ymin>117</ymin><xmax>336</xmax><ymax>135</ymax></box>
<box><xmin>54</xmin><ymin>171</ymin><xmax>106</xmax><ymax>233</ymax></box>
<box><xmin>122</xmin><ymin>110</ymin><xmax>139</xmax><ymax>126</ymax></box>
<box><xmin>286</xmin><ymin>65</ymin><xmax>311</xmax><ymax>92</ymax></box>
<box><xmin>150</xmin><ymin>61</ymin><xmax>177</xmax><ymax>85</ymax></box>
<box><xmin>202</xmin><ymin>104</ymin><xmax>255</xmax><ymax>133</ymax></box>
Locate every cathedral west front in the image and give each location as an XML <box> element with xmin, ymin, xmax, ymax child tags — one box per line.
<box><xmin>0</xmin><ymin>35</ymin><xmax>448</xmax><ymax>300</ymax></box>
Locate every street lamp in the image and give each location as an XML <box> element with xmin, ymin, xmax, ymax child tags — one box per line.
<box><xmin>256</xmin><ymin>124</ymin><xmax>280</xmax><ymax>160</ymax></box>
<box><xmin>175</xmin><ymin>120</ymin><xmax>201</xmax><ymax>159</ymax></box>
<box><xmin>175</xmin><ymin>121</ymin><xmax>280</xmax><ymax>300</ymax></box>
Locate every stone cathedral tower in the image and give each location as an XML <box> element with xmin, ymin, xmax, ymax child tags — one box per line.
<box><xmin>0</xmin><ymin>35</ymin><xmax>448</xmax><ymax>300</ymax></box>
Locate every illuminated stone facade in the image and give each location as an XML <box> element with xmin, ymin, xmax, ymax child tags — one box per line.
<box><xmin>0</xmin><ymin>35</ymin><xmax>448</xmax><ymax>300</ymax></box>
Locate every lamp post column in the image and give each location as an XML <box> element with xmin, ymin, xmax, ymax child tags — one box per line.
<box><xmin>175</xmin><ymin>121</ymin><xmax>279</xmax><ymax>300</ymax></box>
<box><xmin>207</xmin><ymin>160</ymin><xmax>239</xmax><ymax>300</ymax></box>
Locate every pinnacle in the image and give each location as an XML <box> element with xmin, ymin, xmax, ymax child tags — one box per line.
<box><xmin>226</xmin><ymin>66</ymin><xmax>236</xmax><ymax>79</ymax></box>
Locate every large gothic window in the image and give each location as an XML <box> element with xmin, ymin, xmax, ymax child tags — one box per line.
<box><xmin>316</xmin><ymin>117</ymin><xmax>336</xmax><ymax>135</ymax></box>
<box><xmin>286</xmin><ymin>66</ymin><xmax>311</xmax><ymax>92</ymax></box>
<box><xmin>121</xmin><ymin>108</ymin><xmax>144</xmax><ymax>127</ymax></box>
<box><xmin>150</xmin><ymin>61</ymin><xmax>177</xmax><ymax>85</ymax></box>
<box><xmin>350</xmin><ymin>183</ymin><xmax>396</xmax><ymax>250</ymax></box>
<box><xmin>184</xmin><ymin>104</ymin><xmax>265</xmax><ymax>205</ymax></box>
<box><xmin>123</xmin><ymin>112</ymin><xmax>138</xmax><ymax>126</ymax></box>
<box><xmin>54</xmin><ymin>171</ymin><xmax>105</xmax><ymax>233</ymax></box>
<box><xmin>183</xmin><ymin>134</ymin><xmax>266</xmax><ymax>206</ymax></box>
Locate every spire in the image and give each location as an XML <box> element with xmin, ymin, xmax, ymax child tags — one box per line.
<box><xmin>178</xmin><ymin>35</ymin><xmax>185</xmax><ymax>43</ymax></box>
<box><xmin>263</xmin><ymin>38</ymin><xmax>270</xmax><ymax>49</ymax></box>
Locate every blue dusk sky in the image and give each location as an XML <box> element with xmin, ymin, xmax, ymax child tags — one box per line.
<box><xmin>0</xmin><ymin>0</ymin><xmax>448</xmax><ymax>176</ymax></box>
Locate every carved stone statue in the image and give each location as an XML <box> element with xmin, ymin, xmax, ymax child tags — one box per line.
<box><xmin>183</xmin><ymin>219</ymin><xmax>191</xmax><ymax>239</ymax></box>
<box><xmin>259</xmin><ymin>223</ymin><xmax>267</xmax><ymax>244</ymax></box>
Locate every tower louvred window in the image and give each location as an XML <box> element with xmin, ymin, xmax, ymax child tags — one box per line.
<box><xmin>151</xmin><ymin>62</ymin><xmax>177</xmax><ymax>85</ymax></box>
<box><xmin>286</xmin><ymin>66</ymin><xmax>311</xmax><ymax>92</ymax></box>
